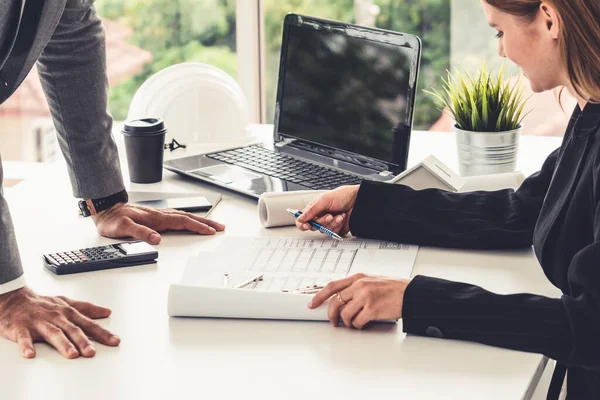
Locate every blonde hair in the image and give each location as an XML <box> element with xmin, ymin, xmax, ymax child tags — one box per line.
<box><xmin>485</xmin><ymin>0</ymin><xmax>600</xmax><ymax>103</ymax></box>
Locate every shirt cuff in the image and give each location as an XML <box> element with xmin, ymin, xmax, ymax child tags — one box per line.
<box><xmin>0</xmin><ymin>275</ymin><xmax>26</xmax><ymax>296</ymax></box>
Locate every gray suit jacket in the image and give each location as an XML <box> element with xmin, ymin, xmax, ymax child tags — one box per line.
<box><xmin>0</xmin><ymin>0</ymin><xmax>125</xmax><ymax>285</ymax></box>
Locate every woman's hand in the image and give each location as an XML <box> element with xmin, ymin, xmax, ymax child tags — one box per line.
<box><xmin>308</xmin><ymin>273</ymin><xmax>410</xmax><ymax>329</ymax></box>
<box><xmin>296</xmin><ymin>185</ymin><xmax>360</xmax><ymax>236</ymax></box>
<box><xmin>92</xmin><ymin>203</ymin><xmax>225</xmax><ymax>245</ymax></box>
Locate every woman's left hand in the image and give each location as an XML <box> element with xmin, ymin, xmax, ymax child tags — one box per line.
<box><xmin>308</xmin><ymin>273</ymin><xmax>411</xmax><ymax>329</ymax></box>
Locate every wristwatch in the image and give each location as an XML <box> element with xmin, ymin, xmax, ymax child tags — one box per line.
<box><xmin>78</xmin><ymin>189</ymin><xmax>129</xmax><ymax>217</ymax></box>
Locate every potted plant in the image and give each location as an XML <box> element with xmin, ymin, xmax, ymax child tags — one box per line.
<box><xmin>426</xmin><ymin>63</ymin><xmax>528</xmax><ymax>176</ymax></box>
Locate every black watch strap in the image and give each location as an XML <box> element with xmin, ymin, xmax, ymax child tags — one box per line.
<box><xmin>78</xmin><ymin>190</ymin><xmax>129</xmax><ymax>217</ymax></box>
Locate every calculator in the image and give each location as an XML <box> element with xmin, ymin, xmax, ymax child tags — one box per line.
<box><xmin>43</xmin><ymin>241</ymin><xmax>158</xmax><ymax>275</ymax></box>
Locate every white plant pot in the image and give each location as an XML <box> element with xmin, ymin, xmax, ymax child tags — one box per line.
<box><xmin>455</xmin><ymin>125</ymin><xmax>522</xmax><ymax>177</ymax></box>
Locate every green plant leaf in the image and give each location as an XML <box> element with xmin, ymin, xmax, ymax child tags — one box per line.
<box><xmin>425</xmin><ymin>61</ymin><xmax>529</xmax><ymax>132</ymax></box>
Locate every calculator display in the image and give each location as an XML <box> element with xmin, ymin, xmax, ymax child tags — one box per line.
<box><xmin>116</xmin><ymin>241</ymin><xmax>156</xmax><ymax>255</ymax></box>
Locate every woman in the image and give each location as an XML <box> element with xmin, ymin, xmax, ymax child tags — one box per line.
<box><xmin>295</xmin><ymin>1</ymin><xmax>600</xmax><ymax>399</ymax></box>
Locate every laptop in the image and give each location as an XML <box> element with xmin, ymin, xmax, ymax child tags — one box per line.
<box><xmin>163</xmin><ymin>13</ymin><xmax>422</xmax><ymax>199</ymax></box>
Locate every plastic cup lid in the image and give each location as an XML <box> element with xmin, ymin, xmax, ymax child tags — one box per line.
<box><xmin>123</xmin><ymin>118</ymin><xmax>167</xmax><ymax>135</ymax></box>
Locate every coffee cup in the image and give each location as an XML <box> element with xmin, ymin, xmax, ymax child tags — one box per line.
<box><xmin>122</xmin><ymin>118</ymin><xmax>167</xmax><ymax>183</ymax></box>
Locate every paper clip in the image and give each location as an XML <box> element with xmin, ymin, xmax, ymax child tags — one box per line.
<box><xmin>234</xmin><ymin>274</ymin><xmax>264</xmax><ymax>289</ymax></box>
<box><xmin>282</xmin><ymin>285</ymin><xmax>325</xmax><ymax>294</ymax></box>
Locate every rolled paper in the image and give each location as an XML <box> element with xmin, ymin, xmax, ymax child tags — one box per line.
<box><xmin>258</xmin><ymin>190</ymin><xmax>327</xmax><ymax>228</ymax></box>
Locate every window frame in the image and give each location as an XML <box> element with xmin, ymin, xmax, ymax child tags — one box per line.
<box><xmin>236</xmin><ymin>0</ymin><xmax>266</xmax><ymax>124</ymax></box>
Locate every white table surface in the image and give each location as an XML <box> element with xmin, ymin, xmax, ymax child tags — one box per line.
<box><xmin>0</xmin><ymin>126</ymin><xmax>563</xmax><ymax>399</ymax></box>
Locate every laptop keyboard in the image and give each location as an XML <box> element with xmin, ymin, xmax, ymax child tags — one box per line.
<box><xmin>206</xmin><ymin>145</ymin><xmax>364</xmax><ymax>190</ymax></box>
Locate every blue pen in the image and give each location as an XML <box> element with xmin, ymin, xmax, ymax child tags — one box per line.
<box><xmin>287</xmin><ymin>208</ymin><xmax>343</xmax><ymax>241</ymax></box>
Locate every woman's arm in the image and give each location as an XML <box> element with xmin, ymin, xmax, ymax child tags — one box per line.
<box><xmin>403</xmin><ymin>147</ymin><xmax>600</xmax><ymax>368</ymax></box>
<box><xmin>403</xmin><ymin>236</ymin><xmax>600</xmax><ymax>368</ymax></box>
<box><xmin>402</xmin><ymin>276</ymin><xmax>572</xmax><ymax>361</ymax></box>
<box><xmin>350</xmin><ymin>148</ymin><xmax>560</xmax><ymax>250</ymax></box>
<box><xmin>312</xmin><ymin>181</ymin><xmax>600</xmax><ymax>369</ymax></box>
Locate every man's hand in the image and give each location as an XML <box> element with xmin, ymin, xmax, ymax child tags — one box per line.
<box><xmin>92</xmin><ymin>203</ymin><xmax>225</xmax><ymax>245</ymax></box>
<box><xmin>0</xmin><ymin>287</ymin><xmax>120</xmax><ymax>359</ymax></box>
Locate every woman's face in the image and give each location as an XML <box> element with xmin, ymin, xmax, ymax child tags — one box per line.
<box><xmin>480</xmin><ymin>1</ymin><xmax>566</xmax><ymax>93</ymax></box>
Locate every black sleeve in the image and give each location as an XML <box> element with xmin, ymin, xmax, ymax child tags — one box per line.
<box><xmin>378</xmin><ymin>144</ymin><xmax>600</xmax><ymax>370</ymax></box>
<box><xmin>402</xmin><ymin>210</ymin><xmax>600</xmax><ymax>369</ymax></box>
<box><xmin>349</xmin><ymin>148</ymin><xmax>560</xmax><ymax>250</ymax></box>
<box><xmin>402</xmin><ymin>275</ymin><xmax>573</xmax><ymax>363</ymax></box>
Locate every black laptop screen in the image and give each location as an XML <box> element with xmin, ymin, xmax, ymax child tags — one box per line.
<box><xmin>276</xmin><ymin>19</ymin><xmax>419</xmax><ymax>168</ymax></box>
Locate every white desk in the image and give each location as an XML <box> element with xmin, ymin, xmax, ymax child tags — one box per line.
<box><xmin>0</xmin><ymin>127</ymin><xmax>563</xmax><ymax>399</ymax></box>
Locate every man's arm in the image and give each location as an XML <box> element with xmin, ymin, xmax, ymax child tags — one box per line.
<box><xmin>0</xmin><ymin>152</ymin><xmax>120</xmax><ymax>359</ymax></box>
<box><xmin>0</xmin><ymin>158</ymin><xmax>25</xmax><ymax>291</ymax></box>
<box><xmin>0</xmin><ymin>1</ymin><xmax>123</xmax><ymax>359</ymax></box>
<box><xmin>35</xmin><ymin>0</ymin><xmax>225</xmax><ymax>244</ymax></box>
<box><xmin>0</xmin><ymin>0</ymin><xmax>225</xmax><ymax>360</ymax></box>
<box><xmin>36</xmin><ymin>0</ymin><xmax>124</xmax><ymax>199</ymax></box>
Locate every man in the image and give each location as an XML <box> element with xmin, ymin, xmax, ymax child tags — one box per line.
<box><xmin>0</xmin><ymin>0</ymin><xmax>225</xmax><ymax>359</ymax></box>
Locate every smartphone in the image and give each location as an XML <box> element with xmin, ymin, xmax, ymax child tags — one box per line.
<box><xmin>134</xmin><ymin>196</ymin><xmax>212</xmax><ymax>212</ymax></box>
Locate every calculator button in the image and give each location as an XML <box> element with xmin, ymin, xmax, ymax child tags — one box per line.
<box><xmin>45</xmin><ymin>256</ymin><xmax>58</xmax><ymax>265</ymax></box>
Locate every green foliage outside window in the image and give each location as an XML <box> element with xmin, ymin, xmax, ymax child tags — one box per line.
<box><xmin>264</xmin><ymin>0</ymin><xmax>450</xmax><ymax>129</ymax></box>
<box><xmin>96</xmin><ymin>0</ymin><xmax>237</xmax><ymax>120</ymax></box>
<box><xmin>96</xmin><ymin>0</ymin><xmax>449</xmax><ymax>130</ymax></box>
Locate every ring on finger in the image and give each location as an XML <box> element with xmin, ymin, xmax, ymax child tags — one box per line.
<box><xmin>336</xmin><ymin>292</ymin><xmax>346</xmax><ymax>305</ymax></box>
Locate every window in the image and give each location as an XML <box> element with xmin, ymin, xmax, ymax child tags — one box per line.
<box><xmin>445</xmin><ymin>0</ymin><xmax>575</xmax><ymax>137</ymax></box>
<box><xmin>0</xmin><ymin>0</ymin><xmax>573</xmax><ymax>166</ymax></box>
<box><xmin>96</xmin><ymin>0</ymin><xmax>238</xmax><ymax>122</ymax></box>
<box><xmin>0</xmin><ymin>0</ymin><xmax>239</xmax><ymax>162</ymax></box>
<box><xmin>262</xmin><ymin>0</ymin><xmax>451</xmax><ymax>131</ymax></box>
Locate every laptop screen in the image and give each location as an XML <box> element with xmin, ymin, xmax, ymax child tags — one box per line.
<box><xmin>275</xmin><ymin>15</ymin><xmax>421</xmax><ymax>170</ymax></box>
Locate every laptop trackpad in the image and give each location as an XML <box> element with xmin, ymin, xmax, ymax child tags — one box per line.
<box><xmin>193</xmin><ymin>165</ymin><xmax>261</xmax><ymax>184</ymax></box>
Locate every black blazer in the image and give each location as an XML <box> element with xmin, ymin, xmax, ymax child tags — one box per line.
<box><xmin>349</xmin><ymin>102</ymin><xmax>600</xmax><ymax>400</ymax></box>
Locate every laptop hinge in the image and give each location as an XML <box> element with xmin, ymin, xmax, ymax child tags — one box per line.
<box><xmin>275</xmin><ymin>137</ymin><xmax>392</xmax><ymax>177</ymax></box>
